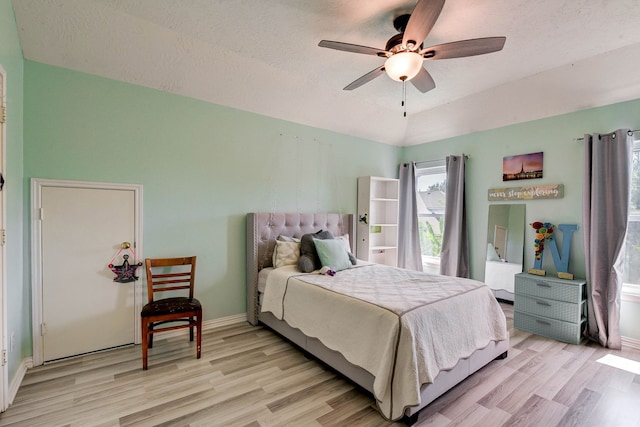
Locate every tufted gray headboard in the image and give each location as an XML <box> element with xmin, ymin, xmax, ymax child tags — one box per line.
<box><xmin>246</xmin><ymin>212</ymin><xmax>354</xmax><ymax>325</ymax></box>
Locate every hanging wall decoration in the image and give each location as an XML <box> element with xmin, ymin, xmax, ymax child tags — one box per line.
<box><xmin>503</xmin><ymin>152</ymin><xmax>543</xmax><ymax>181</ymax></box>
<box><xmin>488</xmin><ymin>183</ymin><xmax>563</xmax><ymax>201</ymax></box>
<box><xmin>108</xmin><ymin>242</ymin><xmax>142</xmax><ymax>283</ymax></box>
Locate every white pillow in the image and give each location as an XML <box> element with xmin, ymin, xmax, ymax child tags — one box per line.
<box><xmin>272</xmin><ymin>240</ymin><xmax>301</xmax><ymax>268</ymax></box>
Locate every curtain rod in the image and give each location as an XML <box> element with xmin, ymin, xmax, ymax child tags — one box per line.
<box><xmin>573</xmin><ymin>129</ymin><xmax>638</xmax><ymax>142</ymax></box>
<box><xmin>414</xmin><ymin>155</ymin><xmax>470</xmax><ymax>168</ymax></box>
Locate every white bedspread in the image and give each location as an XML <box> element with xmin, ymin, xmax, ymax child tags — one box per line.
<box><xmin>261</xmin><ymin>263</ymin><xmax>508</xmax><ymax>421</ymax></box>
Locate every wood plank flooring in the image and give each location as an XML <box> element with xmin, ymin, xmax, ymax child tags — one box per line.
<box><xmin>1</xmin><ymin>303</ymin><xmax>639</xmax><ymax>426</ymax></box>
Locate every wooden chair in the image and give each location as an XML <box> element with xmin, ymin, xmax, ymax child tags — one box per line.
<box><xmin>141</xmin><ymin>256</ymin><xmax>202</xmax><ymax>370</ymax></box>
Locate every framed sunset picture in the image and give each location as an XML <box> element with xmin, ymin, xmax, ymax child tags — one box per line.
<box><xmin>502</xmin><ymin>152</ymin><xmax>543</xmax><ymax>181</ymax></box>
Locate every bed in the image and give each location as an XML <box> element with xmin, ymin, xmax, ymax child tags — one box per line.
<box><xmin>246</xmin><ymin>212</ymin><xmax>509</xmax><ymax>424</ymax></box>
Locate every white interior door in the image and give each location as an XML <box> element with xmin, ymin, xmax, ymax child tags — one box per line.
<box><xmin>0</xmin><ymin>66</ymin><xmax>7</xmax><ymax>410</ymax></box>
<box><xmin>40</xmin><ymin>186</ymin><xmax>137</xmax><ymax>361</ymax></box>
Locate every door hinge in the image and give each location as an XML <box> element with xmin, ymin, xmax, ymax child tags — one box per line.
<box><xmin>0</xmin><ymin>229</ymin><xmax>5</xmax><ymax>246</ymax></box>
<box><xmin>41</xmin><ymin>323</ymin><xmax>47</xmax><ymax>336</ymax></box>
<box><xmin>39</xmin><ymin>207</ymin><xmax>44</xmax><ymax>220</ymax></box>
<box><xmin>1</xmin><ymin>350</ymin><xmax>6</xmax><ymax>366</ymax></box>
<box><xmin>0</xmin><ymin>106</ymin><xmax>5</xmax><ymax>124</ymax></box>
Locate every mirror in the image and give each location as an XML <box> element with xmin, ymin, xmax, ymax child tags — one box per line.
<box><xmin>484</xmin><ymin>204</ymin><xmax>525</xmax><ymax>301</ymax></box>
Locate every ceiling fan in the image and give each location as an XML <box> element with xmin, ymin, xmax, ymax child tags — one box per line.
<box><xmin>318</xmin><ymin>0</ymin><xmax>506</xmax><ymax>93</ymax></box>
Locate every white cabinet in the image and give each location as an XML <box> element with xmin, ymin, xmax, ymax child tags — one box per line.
<box><xmin>357</xmin><ymin>176</ymin><xmax>399</xmax><ymax>266</ymax></box>
<box><xmin>485</xmin><ymin>261</ymin><xmax>522</xmax><ymax>302</ymax></box>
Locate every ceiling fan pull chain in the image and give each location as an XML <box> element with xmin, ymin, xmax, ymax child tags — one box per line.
<box><xmin>402</xmin><ymin>79</ymin><xmax>407</xmax><ymax>117</ymax></box>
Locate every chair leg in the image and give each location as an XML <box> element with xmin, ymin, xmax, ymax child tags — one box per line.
<box><xmin>141</xmin><ymin>317</ymin><xmax>149</xmax><ymax>370</ymax></box>
<box><xmin>148</xmin><ymin>323</ymin><xmax>154</xmax><ymax>348</ymax></box>
<box><xmin>196</xmin><ymin>311</ymin><xmax>202</xmax><ymax>359</ymax></box>
<box><xmin>189</xmin><ymin>317</ymin><xmax>194</xmax><ymax>342</ymax></box>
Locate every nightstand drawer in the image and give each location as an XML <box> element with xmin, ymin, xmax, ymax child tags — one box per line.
<box><xmin>514</xmin><ymin>312</ymin><xmax>585</xmax><ymax>344</ymax></box>
<box><xmin>515</xmin><ymin>294</ymin><xmax>585</xmax><ymax>322</ymax></box>
<box><xmin>514</xmin><ymin>275</ymin><xmax>583</xmax><ymax>303</ymax></box>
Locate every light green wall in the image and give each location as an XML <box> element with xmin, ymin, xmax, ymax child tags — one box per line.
<box><xmin>23</xmin><ymin>60</ymin><xmax>400</xmax><ymax>328</ymax></box>
<box><xmin>404</xmin><ymin>99</ymin><xmax>640</xmax><ymax>340</ymax></box>
<box><xmin>0</xmin><ymin>0</ymin><xmax>25</xmax><ymax>386</ymax></box>
<box><xmin>404</xmin><ymin>99</ymin><xmax>640</xmax><ymax>281</ymax></box>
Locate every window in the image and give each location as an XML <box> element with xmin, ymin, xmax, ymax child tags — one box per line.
<box><xmin>623</xmin><ymin>140</ymin><xmax>640</xmax><ymax>287</ymax></box>
<box><xmin>415</xmin><ymin>161</ymin><xmax>446</xmax><ymax>274</ymax></box>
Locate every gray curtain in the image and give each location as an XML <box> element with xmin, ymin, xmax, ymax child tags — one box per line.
<box><xmin>398</xmin><ymin>162</ymin><xmax>423</xmax><ymax>271</ymax></box>
<box><xmin>440</xmin><ymin>155</ymin><xmax>469</xmax><ymax>278</ymax></box>
<box><xmin>583</xmin><ymin>129</ymin><xmax>633</xmax><ymax>349</ymax></box>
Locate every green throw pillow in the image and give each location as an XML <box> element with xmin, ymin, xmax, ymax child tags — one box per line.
<box><xmin>298</xmin><ymin>230</ymin><xmax>334</xmax><ymax>272</ymax></box>
<box><xmin>313</xmin><ymin>238</ymin><xmax>352</xmax><ymax>272</ymax></box>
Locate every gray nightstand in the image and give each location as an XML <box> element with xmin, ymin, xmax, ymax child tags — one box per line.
<box><xmin>514</xmin><ymin>272</ymin><xmax>586</xmax><ymax>344</ymax></box>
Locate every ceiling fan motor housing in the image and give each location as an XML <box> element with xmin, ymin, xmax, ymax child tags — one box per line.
<box><xmin>385</xmin><ymin>33</ymin><xmax>424</xmax><ymax>53</ymax></box>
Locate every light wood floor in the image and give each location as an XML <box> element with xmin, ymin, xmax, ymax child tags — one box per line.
<box><xmin>1</xmin><ymin>303</ymin><xmax>639</xmax><ymax>427</ymax></box>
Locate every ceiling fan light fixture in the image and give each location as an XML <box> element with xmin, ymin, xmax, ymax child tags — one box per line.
<box><xmin>384</xmin><ymin>51</ymin><xmax>423</xmax><ymax>82</ymax></box>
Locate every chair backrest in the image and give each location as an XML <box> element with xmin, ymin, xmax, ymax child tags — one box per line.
<box><xmin>145</xmin><ymin>256</ymin><xmax>196</xmax><ymax>303</ymax></box>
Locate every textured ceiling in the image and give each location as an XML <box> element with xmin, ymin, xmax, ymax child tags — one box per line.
<box><xmin>11</xmin><ymin>0</ymin><xmax>640</xmax><ymax>146</ymax></box>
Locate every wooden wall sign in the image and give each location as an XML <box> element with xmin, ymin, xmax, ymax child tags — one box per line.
<box><xmin>488</xmin><ymin>184</ymin><xmax>564</xmax><ymax>201</ymax></box>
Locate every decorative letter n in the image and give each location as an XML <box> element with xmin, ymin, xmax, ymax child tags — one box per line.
<box><xmin>547</xmin><ymin>224</ymin><xmax>578</xmax><ymax>273</ymax></box>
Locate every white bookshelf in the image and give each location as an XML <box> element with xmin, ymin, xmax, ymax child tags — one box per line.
<box><xmin>357</xmin><ymin>176</ymin><xmax>399</xmax><ymax>266</ymax></box>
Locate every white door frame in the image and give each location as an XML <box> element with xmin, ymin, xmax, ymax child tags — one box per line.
<box><xmin>31</xmin><ymin>178</ymin><xmax>143</xmax><ymax>366</ymax></box>
<box><xmin>0</xmin><ymin>65</ymin><xmax>8</xmax><ymax>411</ymax></box>
<box><xmin>493</xmin><ymin>225</ymin><xmax>508</xmax><ymax>260</ymax></box>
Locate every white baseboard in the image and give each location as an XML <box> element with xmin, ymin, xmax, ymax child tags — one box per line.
<box><xmin>5</xmin><ymin>315</ymin><xmax>248</xmax><ymax>406</ymax></box>
<box><xmin>622</xmin><ymin>336</ymin><xmax>640</xmax><ymax>350</ymax></box>
<box><xmin>8</xmin><ymin>357</ymin><xmax>32</xmax><ymax>406</ymax></box>
<box><xmin>153</xmin><ymin>313</ymin><xmax>247</xmax><ymax>340</ymax></box>
<box><xmin>204</xmin><ymin>313</ymin><xmax>247</xmax><ymax>329</ymax></box>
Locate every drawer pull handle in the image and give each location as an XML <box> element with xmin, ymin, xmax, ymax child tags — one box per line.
<box><xmin>535</xmin><ymin>319</ymin><xmax>551</xmax><ymax>326</ymax></box>
<box><xmin>536</xmin><ymin>301</ymin><xmax>552</xmax><ymax>307</ymax></box>
<box><xmin>536</xmin><ymin>283</ymin><xmax>552</xmax><ymax>288</ymax></box>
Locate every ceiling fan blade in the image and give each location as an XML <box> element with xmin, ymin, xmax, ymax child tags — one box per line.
<box><xmin>411</xmin><ymin>67</ymin><xmax>436</xmax><ymax>93</ymax></box>
<box><xmin>403</xmin><ymin>0</ymin><xmax>446</xmax><ymax>50</ymax></box>
<box><xmin>344</xmin><ymin>66</ymin><xmax>386</xmax><ymax>90</ymax></box>
<box><xmin>422</xmin><ymin>37</ymin><xmax>506</xmax><ymax>59</ymax></box>
<box><xmin>318</xmin><ymin>40</ymin><xmax>388</xmax><ymax>57</ymax></box>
